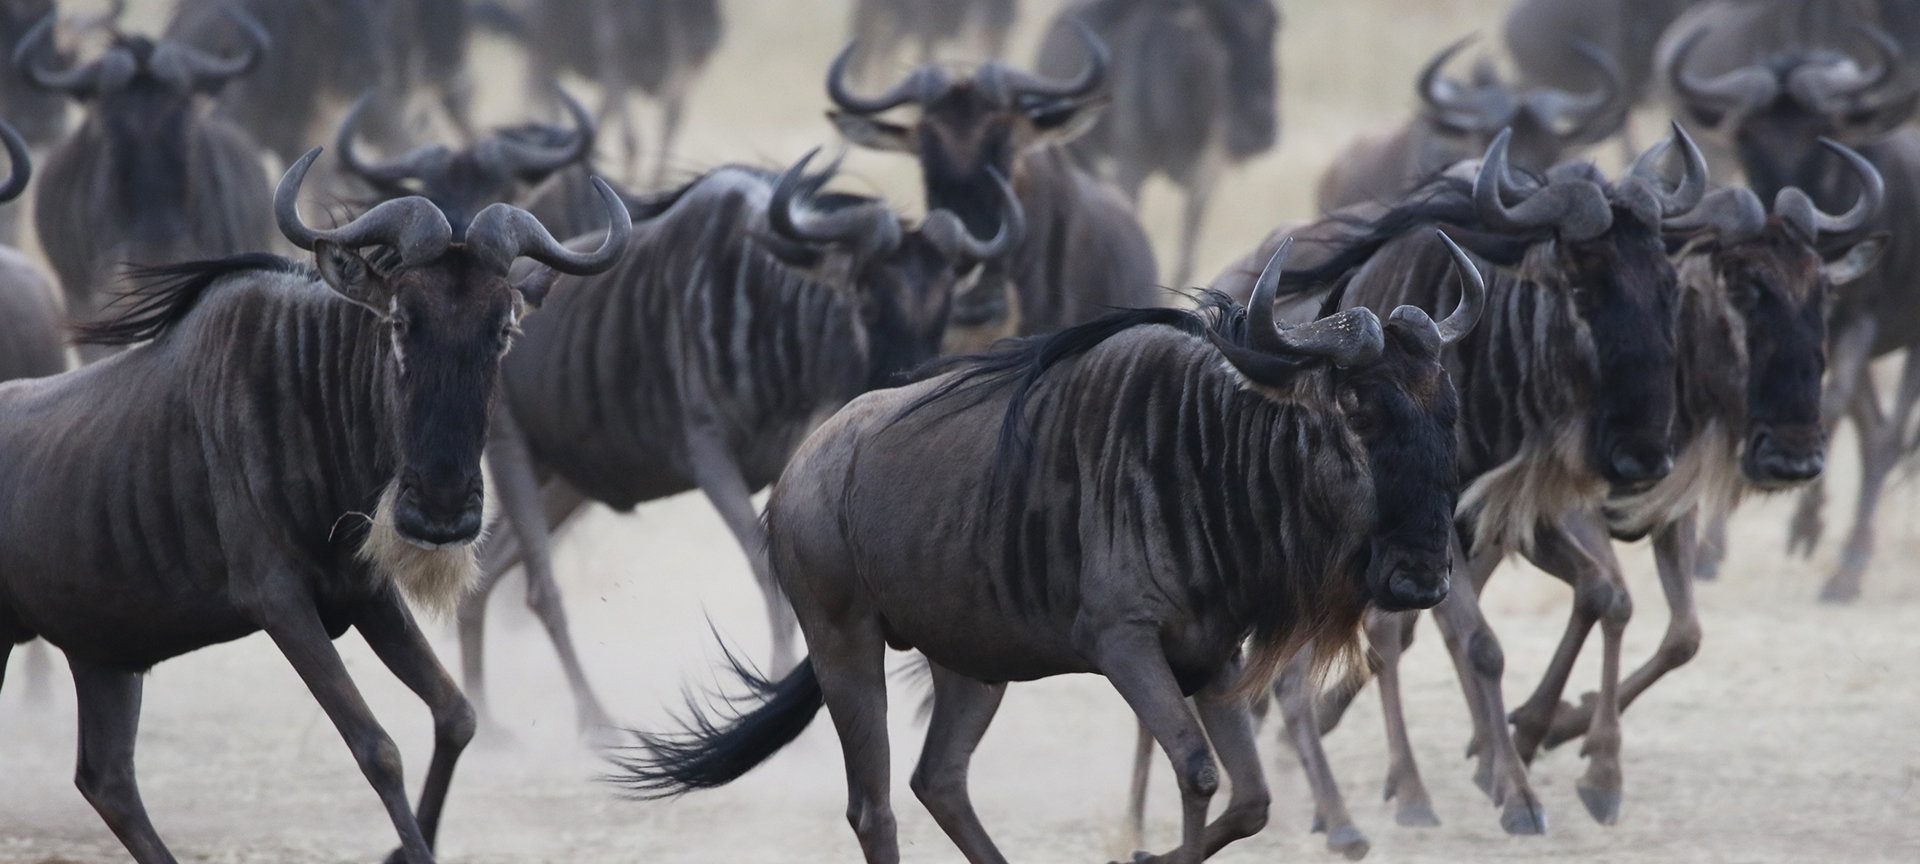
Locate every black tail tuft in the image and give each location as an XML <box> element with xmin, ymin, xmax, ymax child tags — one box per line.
<box><xmin>605</xmin><ymin>652</ymin><xmax>824</xmax><ymax>799</ymax></box>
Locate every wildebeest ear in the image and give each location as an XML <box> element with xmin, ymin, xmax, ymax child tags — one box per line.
<box><xmin>828</xmin><ymin>110</ymin><xmax>915</xmax><ymax>153</ymax></box>
<box><xmin>511</xmin><ymin>264</ymin><xmax>563</xmax><ymax>310</ymax></box>
<box><xmin>314</xmin><ymin>240</ymin><xmax>386</xmax><ymax>306</ymax></box>
<box><xmin>1028</xmin><ymin>97</ymin><xmax>1106</xmax><ymax>144</ymax></box>
<box><xmin>1822</xmin><ymin>231</ymin><xmax>1888</xmax><ymax>287</ymax></box>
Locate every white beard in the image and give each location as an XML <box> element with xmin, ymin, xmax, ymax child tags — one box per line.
<box><xmin>357</xmin><ymin>479</ymin><xmax>485</xmax><ymax>617</ymax></box>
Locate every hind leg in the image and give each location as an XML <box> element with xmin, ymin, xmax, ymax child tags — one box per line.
<box><xmin>687</xmin><ymin>419</ymin><xmax>799</xmax><ymax>673</ymax></box>
<box><xmin>911</xmin><ymin>662</ymin><xmax>1009</xmax><ymax>864</ymax></box>
<box><xmin>809</xmin><ymin>617</ymin><xmax>897</xmax><ymax>863</ymax></box>
<box><xmin>1274</xmin><ymin>650</ymin><xmax>1368</xmax><ymax>859</ymax></box>
<box><xmin>1127</xmin><ymin>721</ymin><xmax>1153</xmax><ymax>850</ymax></box>
<box><xmin>68</xmin><ymin>658</ymin><xmax>178</xmax><ymax>864</ymax></box>
<box><xmin>357</xmin><ymin>591</ymin><xmax>476</xmax><ymax>860</ymax></box>
<box><xmin>1825</xmin><ymin>351</ymin><xmax>1920</xmax><ymax>602</ymax></box>
<box><xmin>1433</xmin><ymin>541</ymin><xmax>1547</xmax><ymax>835</ymax></box>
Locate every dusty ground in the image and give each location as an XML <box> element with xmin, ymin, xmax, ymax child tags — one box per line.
<box><xmin>5</xmin><ymin>0</ymin><xmax>1920</xmax><ymax>862</ymax></box>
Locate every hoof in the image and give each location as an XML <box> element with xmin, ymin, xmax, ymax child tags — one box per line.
<box><xmin>1499</xmin><ymin>791</ymin><xmax>1548</xmax><ymax>835</ymax></box>
<box><xmin>1327</xmin><ymin>825</ymin><xmax>1370</xmax><ymax>860</ymax></box>
<box><xmin>1576</xmin><ymin>782</ymin><xmax>1621</xmax><ymax>825</ymax></box>
<box><xmin>1394</xmin><ymin>800</ymin><xmax>1441</xmax><ymax>828</ymax></box>
<box><xmin>1108</xmin><ymin>852</ymin><xmax>1156</xmax><ymax>864</ymax></box>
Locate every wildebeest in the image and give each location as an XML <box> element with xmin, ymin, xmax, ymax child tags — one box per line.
<box><xmin>827</xmin><ymin>27</ymin><xmax>1161</xmax><ymax>342</ymax></box>
<box><xmin>0</xmin><ymin>148</ymin><xmax>629</xmax><ymax>864</ymax></box>
<box><xmin>1316</xmin><ymin>35</ymin><xmax>1625</xmax><ymax>211</ymax></box>
<box><xmin>14</xmin><ymin>9</ymin><xmax>274</xmax><ymax>360</ymax></box>
<box><xmin>481</xmin><ymin>0</ymin><xmax>723</xmax><ymax>186</ymax></box>
<box><xmin>844</xmin><ymin>0</ymin><xmax>1018</xmax><ymax>83</ymax></box>
<box><xmin>166</xmin><ymin>0</ymin><xmax>473</xmax><ymax>166</ymax></box>
<box><xmin>612</xmin><ymin>232</ymin><xmax>1486</xmax><ymax>864</ymax></box>
<box><xmin>1035</xmin><ymin>0</ymin><xmax>1280</xmax><ymax>288</ymax></box>
<box><xmin>456</xmin><ymin>149</ymin><xmax>1022</xmax><ymax>733</ymax></box>
<box><xmin>336</xmin><ymin>86</ymin><xmax>596</xmax><ymax>236</ymax></box>
<box><xmin>1503</xmin><ymin>0</ymin><xmax>1699</xmax><ymax>139</ymax></box>
<box><xmin>1660</xmin><ymin>2</ymin><xmax>1920</xmax><ymax>599</ymax></box>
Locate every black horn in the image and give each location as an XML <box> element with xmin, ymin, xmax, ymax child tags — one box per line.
<box><xmin>921</xmin><ymin>167</ymin><xmax>1023</xmax><ymax>262</ymax></box>
<box><xmin>1435</xmin><ymin>231</ymin><xmax>1486</xmax><ymax>344</ymax></box>
<box><xmin>1418</xmin><ymin>36</ymin><xmax>1481</xmax><ymax>126</ymax></box>
<box><xmin>1788</xmin><ymin>20</ymin><xmax>1902</xmax><ymax>110</ymax></box>
<box><xmin>1662</xmin><ymin>186</ymin><xmax>1767</xmax><ymax>242</ymax></box>
<box><xmin>486</xmin><ymin>85</ymin><xmax>596</xmax><ymax>179</ymax></box>
<box><xmin>275</xmin><ymin>148</ymin><xmax>453</xmax><ymax>266</ymax></box>
<box><xmin>13</xmin><ymin>11</ymin><xmax>114</xmax><ymax>95</ymax></box>
<box><xmin>1245</xmin><ymin>237</ymin><xmax>1386</xmax><ymax>367</ymax></box>
<box><xmin>982</xmin><ymin>19</ymin><xmax>1106</xmax><ymax>103</ymax></box>
<box><xmin>150</xmin><ymin>3</ymin><xmax>269</xmax><ymax>91</ymax></box>
<box><xmin>465</xmin><ymin>176</ymin><xmax>631</xmax><ymax>276</ymax></box>
<box><xmin>826</xmin><ymin>42</ymin><xmax>946</xmax><ymax>114</ymax></box>
<box><xmin>1668</xmin><ymin>29</ymin><xmax>1778</xmax><ymax>126</ymax></box>
<box><xmin>1474</xmin><ymin>128</ymin><xmax>1613</xmax><ymax>239</ymax></box>
<box><xmin>1774</xmin><ymin>138</ymin><xmax>1885</xmax><ymax>236</ymax></box>
<box><xmin>768</xmin><ymin>148</ymin><xmax>902</xmax><ymax>257</ymax></box>
<box><xmin>1528</xmin><ymin>37</ymin><xmax>1626</xmax><ymax>144</ymax></box>
<box><xmin>1627</xmin><ymin>121</ymin><xmax>1709</xmax><ymax>216</ymax></box>
<box><xmin>0</xmin><ymin>116</ymin><xmax>31</xmax><ymax>204</ymax></box>
<box><xmin>335</xmin><ymin>91</ymin><xmax>446</xmax><ymax>184</ymax></box>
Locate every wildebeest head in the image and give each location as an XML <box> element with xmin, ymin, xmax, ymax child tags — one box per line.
<box><xmin>825</xmin><ymin>21</ymin><xmax>1106</xmax><ymax>241</ymax></box>
<box><xmin>1665</xmin><ymin>139</ymin><xmax>1886</xmax><ymax>488</ymax></box>
<box><xmin>1668</xmin><ymin>21</ymin><xmax>1917</xmax><ymax>201</ymax></box>
<box><xmin>1418</xmin><ymin>34</ymin><xmax>1625</xmax><ymax>173</ymax></box>
<box><xmin>13</xmin><ymin>6</ymin><xmax>265</xmax><ymax>99</ymax></box>
<box><xmin>337</xmin><ymin>86</ymin><xmax>596</xmax><ymax>237</ymax></box>
<box><xmin>1214</xmin><ymin>232</ymin><xmax>1485</xmax><ymax>611</ymax></box>
<box><xmin>761</xmin><ymin>148</ymin><xmax>1023</xmax><ymax>388</ymax></box>
<box><xmin>1474</xmin><ymin>123</ymin><xmax>1708</xmax><ymax>491</ymax></box>
<box><xmin>275</xmin><ymin>147</ymin><xmax>631</xmax><ymax>550</ymax></box>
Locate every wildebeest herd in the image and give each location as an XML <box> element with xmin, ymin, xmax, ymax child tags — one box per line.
<box><xmin>0</xmin><ymin>0</ymin><xmax>1913</xmax><ymax>862</ymax></box>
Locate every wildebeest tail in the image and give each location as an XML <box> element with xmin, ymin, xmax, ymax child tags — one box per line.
<box><xmin>606</xmin><ymin>653</ymin><xmax>824</xmax><ymax>798</ymax></box>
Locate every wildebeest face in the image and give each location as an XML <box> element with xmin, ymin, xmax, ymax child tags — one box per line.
<box><xmin>1337</xmin><ymin>321</ymin><xmax>1459</xmax><ymax>612</ymax></box>
<box><xmin>860</xmin><ymin>233</ymin><xmax>963</xmax><ymax>387</ymax></box>
<box><xmin>1559</xmin><ymin>211</ymin><xmax>1680</xmax><ymax>491</ymax></box>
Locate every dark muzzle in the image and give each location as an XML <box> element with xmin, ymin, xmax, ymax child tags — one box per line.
<box><xmin>1745</xmin><ymin>426</ymin><xmax>1825</xmax><ymax>487</ymax></box>
<box><xmin>1368</xmin><ymin>544</ymin><xmax>1451</xmax><ymax>612</ymax></box>
<box><xmin>393</xmin><ymin>471</ymin><xmax>485</xmax><ymax>547</ymax></box>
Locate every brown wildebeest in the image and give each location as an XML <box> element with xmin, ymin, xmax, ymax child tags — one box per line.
<box><xmin>0</xmin><ymin>148</ymin><xmax>630</xmax><ymax>864</ymax></box>
<box><xmin>1316</xmin><ymin>34</ymin><xmax>1625</xmax><ymax>211</ymax></box>
<box><xmin>612</xmin><ymin>232</ymin><xmax>1486</xmax><ymax>864</ymax></box>
<box><xmin>13</xmin><ymin>8</ymin><xmax>274</xmax><ymax>361</ymax></box>
<box><xmin>1659</xmin><ymin>2</ymin><xmax>1920</xmax><ymax>599</ymax></box>
<box><xmin>827</xmin><ymin>25</ymin><xmax>1161</xmax><ymax>344</ymax></box>
<box><xmin>1036</xmin><ymin>0</ymin><xmax>1280</xmax><ymax>288</ymax></box>
<box><xmin>844</xmin><ymin>0</ymin><xmax>1017</xmax><ymax>83</ymax></box>
<box><xmin>457</xmin><ymin>149</ymin><xmax>1021</xmax><ymax>735</ymax></box>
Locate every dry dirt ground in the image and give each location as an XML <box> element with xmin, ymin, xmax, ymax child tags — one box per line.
<box><xmin>5</xmin><ymin>1</ymin><xmax>1920</xmax><ymax>862</ymax></box>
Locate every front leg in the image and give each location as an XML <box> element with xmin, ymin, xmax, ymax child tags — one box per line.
<box><xmin>1273</xmin><ymin>649</ymin><xmax>1369</xmax><ymax>859</ymax></box>
<box><xmin>1093</xmin><ymin>623</ymin><xmax>1217</xmax><ymax>864</ymax></box>
<box><xmin>1193</xmin><ymin>657</ymin><xmax>1270</xmax><ymax>858</ymax></box>
<box><xmin>356</xmin><ymin>589</ymin><xmax>477</xmax><ymax>860</ymax></box>
<box><xmin>685</xmin><ymin>416</ymin><xmax>797</xmax><ymax>672</ymax></box>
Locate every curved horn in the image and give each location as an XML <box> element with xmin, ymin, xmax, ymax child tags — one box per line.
<box><xmin>1241</xmin><ymin>236</ymin><xmax>1387</xmax><ymax>367</ymax></box>
<box><xmin>0</xmin><ymin>116</ymin><xmax>30</xmax><ymax>204</ymax></box>
<box><xmin>1789</xmin><ymin>20</ymin><xmax>1901</xmax><ymax>110</ymax></box>
<box><xmin>491</xmin><ymin>85</ymin><xmax>596</xmax><ymax>178</ymax></box>
<box><xmin>826</xmin><ymin>41</ymin><xmax>944</xmax><ymax>114</ymax></box>
<box><xmin>13</xmin><ymin>11</ymin><xmax>104</xmax><ymax>94</ymax></box>
<box><xmin>1529</xmin><ymin>37</ymin><xmax>1626</xmax><ymax>143</ymax></box>
<box><xmin>466</xmin><ymin>177</ymin><xmax>632</xmax><ymax>276</ymax></box>
<box><xmin>988</xmin><ymin>19</ymin><xmax>1107</xmax><ymax>102</ymax></box>
<box><xmin>335</xmin><ymin>91</ymin><xmax>441</xmax><ymax>184</ymax></box>
<box><xmin>1474</xmin><ymin>128</ymin><xmax>1613</xmax><ymax>239</ymax></box>
<box><xmin>1663</xmin><ymin>185</ymin><xmax>1767</xmax><ymax>241</ymax></box>
<box><xmin>1435</xmin><ymin>231</ymin><xmax>1486</xmax><ymax>345</ymax></box>
<box><xmin>1417</xmin><ymin>35</ymin><xmax>1480</xmax><ymax>121</ymax></box>
<box><xmin>1627</xmin><ymin>121</ymin><xmax>1708</xmax><ymax>216</ymax></box>
<box><xmin>276</xmin><ymin>149</ymin><xmax>453</xmax><ymax>265</ymax></box>
<box><xmin>768</xmin><ymin>148</ymin><xmax>902</xmax><ymax>256</ymax></box>
<box><xmin>1668</xmin><ymin>28</ymin><xmax>1778</xmax><ymax>124</ymax></box>
<box><xmin>922</xmin><ymin>166</ymin><xmax>1023</xmax><ymax>262</ymax></box>
<box><xmin>151</xmin><ymin>3</ymin><xmax>269</xmax><ymax>89</ymax></box>
<box><xmin>1774</xmin><ymin>138</ymin><xmax>1885</xmax><ymax>236</ymax></box>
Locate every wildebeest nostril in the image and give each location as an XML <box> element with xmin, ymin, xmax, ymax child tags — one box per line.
<box><xmin>1610</xmin><ymin>442</ymin><xmax>1672</xmax><ymax>483</ymax></box>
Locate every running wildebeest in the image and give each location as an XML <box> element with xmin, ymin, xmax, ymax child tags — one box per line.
<box><xmin>457</xmin><ymin>149</ymin><xmax>1023</xmax><ymax>734</ymax></box>
<box><xmin>1257</xmin><ymin>142</ymin><xmax>1878</xmax><ymax>859</ymax></box>
<box><xmin>336</xmin><ymin>86</ymin><xmax>596</xmax><ymax>236</ymax></box>
<box><xmin>14</xmin><ymin>8</ymin><xmax>274</xmax><ymax>360</ymax></box>
<box><xmin>827</xmin><ymin>25</ymin><xmax>1161</xmax><ymax>344</ymax></box>
<box><xmin>844</xmin><ymin>0</ymin><xmax>1017</xmax><ymax>84</ymax></box>
<box><xmin>167</xmin><ymin>0</ymin><xmax>474</xmax><ymax>165</ymax></box>
<box><xmin>1035</xmin><ymin>0</ymin><xmax>1279</xmax><ymax>288</ymax></box>
<box><xmin>0</xmin><ymin>148</ymin><xmax>630</xmax><ymax>864</ymax></box>
<box><xmin>481</xmin><ymin>0</ymin><xmax>722</xmax><ymax>186</ymax></box>
<box><xmin>1316</xmin><ymin>34</ymin><xmax>1625</xmax><ymax>211</ymax></box>
<box><xmin>1659</xmin><ymin>3</ymin><xmax>1920</xmax><ymax>598</ymax></box>
<box><xmin>612</xmin><ymin>232</ymin><xmax>1487</xmax><ymax>864</ymax></box>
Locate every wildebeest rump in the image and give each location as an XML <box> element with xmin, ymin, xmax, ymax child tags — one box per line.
<box><xmin>612</xmin><ymin>233</ymin><xmax>1486</xmax><ymax>864</ymax></box>
<box><xmin>14</xmin><ymin>9</ymin><xmax>274</xmax><ymax>359</ymax></box>
<box><xmin>827</xmin><ymin>26</ymin><xmax>1161</xmax><ymax>345</ymax></box>
<box><xmin>1659</xmin><ymin>0</ymin><xmax>1920</xmax><ymax>600</ymax></box>
<box><xmin>1036</xmin><ymin>0</ymin><xmax>1280</xmax><ymax>288</ymax></box>
<box><xmin>0</xmin><ymin>147</ymin><xmax>630</xmax><ymax>864</ymax></box>
<box><xmin>457</xmin><ymin>150</ymin><xmax>1021</xmax><ymax>734</ymax></box>
<box><xmin>1316</xmin><ymin>35</ymin><xmax>1625</xmax><ymax>211</ymax></box>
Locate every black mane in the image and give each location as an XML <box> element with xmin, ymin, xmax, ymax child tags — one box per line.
<box><xmin>74</xmin><ymin>253</ymin><xmax>311</xmax><ymax>346</ymax></box>
<box><xmin>1281</xmin><ymin>175</ymin><xmax>1542</xmax><ymax>295</ymax></box>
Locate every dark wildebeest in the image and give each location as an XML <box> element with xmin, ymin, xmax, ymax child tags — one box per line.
<box><xmin>0</xmin><ymin>148</ymin><xmax>630</xmax><ymax>864</ymax></box>
<box><xmin>1659</xmin><ymin>3</ymin><xmax>1920</xmax><ymax>599</ymax></box>
<box><xmin>1503</xmin><ymin>0</ymin><xmax>1700</xmax><ymax>146</ymax></box>
<box><xmin>1034</xmin><ymin>0</ymin><xmax>1278</xmax><ymax>288</ymax></box>
<box><xmin>827</xmin><ymin>27</ymin><xmax>1161</xmax><ymax>346</ymax></box>
<box><xmin>456</xmin><ymin>149</ymin><xmax>1022</xmax><ymax>734</ymax></box>
<box><xmin>1256</xmin><ymin>143</ymin><xmax>1878</xmax><ymax>859</ymax></box>
<box><xmin>483</xmin><ymin>0</ymin><xmax>723</xmax><ymax>186</ymax></box>
<box><xmin>1316</xmin><ymin>35</ymin><xmax>1626</xmax><ymax>211</ymax></box>
<box><xmin>1207</xmin><ymin>127</ymin><xmax>1705</xmax><ymax>837</ymax></box>
<box><xmin>844</xmin><ymin>0</ymin><xmax>1018</xmax><ymax>83</ymax></box>
<box><xmin>612</xmin><ymin>233</ymin><xmax>1486</xmax><ymax>864</ymax></box>
<box><xmin>14</xmin><ymin>9</ymin><xmax>274</xmax><ymax>361</ymax></box>
<box><xmin>336</xmin><ymin>86</ymin><xmax>596</xmax><ymax>236</ymax></box>
<box><xmin>166</xmin><ymin>0</ymin><xmax>473</xmax><ymax>166</ymax></box>
<box><xmin>0</xmin><ymin>0</ymin><xmax>63</xmax><ymax>243</ymax></box>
